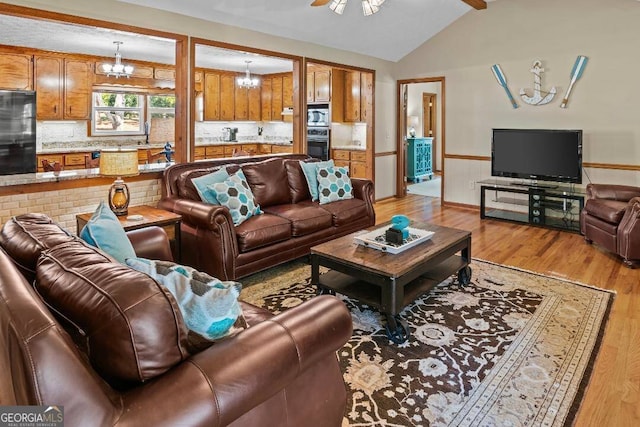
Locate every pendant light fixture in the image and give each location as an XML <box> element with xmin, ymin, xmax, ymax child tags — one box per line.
<box><xmin>237</xmin><ymin>60</ymin><xmax>260</xmax><ymax>89</ymax></box>
<box><xmin>102</xmin><ymin>41</ymin><xmax>134</xmax><ymax>78</ymax></box>
<box><xmin>327</xmin><ymin>0</ymin><xmax>385</xmax><ymax>16</ymax></box>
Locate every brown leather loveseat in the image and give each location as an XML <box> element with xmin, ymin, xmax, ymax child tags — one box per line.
<box><xmin>159</xmin><ymin>154</ymin><xmax>375</xmax><ymax>280</ymax></box>
<box><xmin>580</xmin><ymin>183</ymin><xmax>640</xmax><ymax>266</ymax></box>
<box><xmin>0</xmin><ymin>213</ymin><xmax>352</xmax><ymax>426</ymax></box>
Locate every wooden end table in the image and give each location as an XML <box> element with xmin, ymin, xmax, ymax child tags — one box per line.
<box><xmin>311</xmin><ymin>221</ymin><xmax>472</xmax><ymax>344</ymax></box>
<box><xmin>76</xmin><ymin>205</ymin><xmax>182</xmax><ymax>262</ymax></box>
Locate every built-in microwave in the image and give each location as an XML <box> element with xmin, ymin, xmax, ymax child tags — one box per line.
<box><xmin>307</xmin><ymin>105</ymin><xmax>329</xmax><ymax>127</ymax></box>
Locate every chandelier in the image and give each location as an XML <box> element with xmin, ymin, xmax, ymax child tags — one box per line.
<box><xmin>329</xmin><ymin>0</ymin><xmax>385</xmax><ymax>16</ymax></box>
<box><xmin>237</xmin><ymin>60</ymin><xmax>260</xmax><ymax>88</ymax></box>
<box><xmin>102</xmin><ymin>41</ymin><xmax>134</xmax><ymax>78</ymax></box>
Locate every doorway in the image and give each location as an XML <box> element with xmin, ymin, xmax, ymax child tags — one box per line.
<box><xmin>396</xmin><ymin>78</ymin><xmax>445</xmax><ymax>201</ymax></box>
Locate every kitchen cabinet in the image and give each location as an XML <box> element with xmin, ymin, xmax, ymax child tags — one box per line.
<box><xmin>331</xmin><ymin>149</ymin><xmax>369</xmax><ymax>179</ymax></box>
<box><xmin>64</xmin><ymin>59</ymin><xmax>92</xmax><ymax>120</ymax></box>
<box><xmin>344</xmin><ymin>71</ymin><xmax>361</xmax><ymax>122</ymax></box>
<box><xmin>271</xmin><ymin>76</ymin><xmax>283</xmax><ymax>121</ymax></box>
<box><xmin>248</xmin><ymin>86</ymin><xmax>261</xmax><ymax>121</ymax></box>
<box><xmin>282</xmin><ymin>74</ymin><xmax>293</xmax><ymax>109</ymax></box>
<box><xmin>36</xmin><ymin>154</ymin><xmax>63</xmax><ymax>172</ymax></box>
<box><xmin>271</xmin><ymin>145</ymin><xmax>293</xmax><ymax>154</ymax></box>
<box><xmin>360</xmin><ymin>72</ymin><xmax>373</xmax><ymax>123</ymax></box>
<box><xmin>203</xmin><ymin>72</ymin><xmax>221</xmax><ymax>121</ymax></box>
<box><xmin>0</xmin><ymin>53</ymin><xmax>32</xmax><ymax>90</ymax></box>
<box><xmin>261</xmin><ymin>78</ymin><xmax>273</xmax><ymax>121</ymax></box>
<box><xmin>219</xmin><ymin>74</ymin><xmax>235</xmax><ymax>121</ymax></box>
<box><xmin>307</xmin><ymin>69</ymin><xmax>330</xmax><ymax>103</ymax></box>
<box><xmin>234</xmin><ymin>85</ymin><xmax>249</xmax><ymax>120</ymax></box>
<box><xmin>35</xmin><ymin>56</ymin><xmax>63</xmax><ymax>120</ymax></box>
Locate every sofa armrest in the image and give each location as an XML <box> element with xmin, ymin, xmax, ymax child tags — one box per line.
<box><xmin>117</xmin><ymin>295</ymin><xmax>352</xmax><ymax>427</ymax></box>
<box><xmin>158</xmin><ymin>197</ymin><xmax>233</xmax><ymax>231</ymax></box>
<box><xmin>586</xmin><ymin>183</ymin><xmax>640</xmax><ymax>201</ymax></box>
<box><xmin>352</xmin><ymin>178</ymin><xmax>376</xmax><ymax>225</ymax></box>
<box><xmin>126</xmin><ymin>226</ymin><xmax>174</xmax><ymax>262</ymax></box>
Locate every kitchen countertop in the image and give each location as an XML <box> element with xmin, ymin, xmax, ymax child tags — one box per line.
<box><xmin>38</xmin><ymin>143</ymin><xmax>167</xmax><ymax>154</ymax></box>
<box><xmin>331</xmin><ymin>145</ymin><xmax>366</xmax><ymax>151</ymax></box>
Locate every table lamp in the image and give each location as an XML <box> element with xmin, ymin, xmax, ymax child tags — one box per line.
<box><xmin>100</xmin><ymin>148</ymin><xmax>139</xmax><ymax>216</ymax></box>
<box><xmin>408</xmin><ymin>115</ymin><xmax>419</xmax><ymax>137</ymax></box>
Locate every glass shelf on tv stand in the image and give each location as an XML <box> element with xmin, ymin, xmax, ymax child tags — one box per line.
<box><xmin>476</xmin><ymin>178</ymin><xmax>585</xmax><ymax>196</ymax></box>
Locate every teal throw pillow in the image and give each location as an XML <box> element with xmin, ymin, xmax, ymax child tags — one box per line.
<box><xmin>300</xmin><ymin>159</ymin><xmax>334</xmax><ymax>202</ymax></box>
<box><xmin>317</xmin><ymin>166</ymin><xmax>354</xmax><ymax>205</ymax></box>
<box><xmin>79</xmin><ymin>200</ymin><xmax>137</xmax><ymax>264</ymax></box>
<box><xmin>126</xmin><ymin>257</ymin><xmax>247</xmax><ymax>341</ymax></box>
<box><xmin>191</xmin><ymin>167</ymin><xmax>230</xmax><ymax>205</ymax></box>
<box><xmin>208</xmin><ymin>169</ymin><xmax>262</xmax><ymax>226</ymax></box>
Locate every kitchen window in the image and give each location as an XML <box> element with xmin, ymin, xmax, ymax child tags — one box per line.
<box><xmin>92</xmin><ymin>92</ymin><xmax>145</xmax><ymax>136</ymax></box>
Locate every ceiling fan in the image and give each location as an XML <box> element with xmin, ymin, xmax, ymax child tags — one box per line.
<box><xmin>311</xmin><ymin>0</ymin><xmax>386</xmax><ymax>16</ymax></box>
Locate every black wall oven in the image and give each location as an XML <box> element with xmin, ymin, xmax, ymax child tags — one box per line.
<box><xmin>307</xmin><ymin>127</ymin><xmax>329</xmax><ymax>161</ymax></box>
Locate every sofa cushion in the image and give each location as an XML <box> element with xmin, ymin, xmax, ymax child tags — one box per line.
<box><xmin>0</xmin><ymin>213</ymin><xmax>76</xmax><ymax>280</ymax></box>
<box><xmin>285</xmin><ymin>159</ymin><xmax>315</xmax><ymax>203</ymax></box>
<box><xmin>584</xmin><ymin>199</ymin><xmax>628</xmax><ymax>224</ymax></box>
<box><xmin>262</xmin><ymin>203</ymin><xmax>333</xmax><ymax>237</ymax></box>
<box><xmin>79</xmin><ymin>201</ymin><xmax>137</xmax><ymax>264</ymax></box>
<box><xmin>235</xmin><ymin>213</ymin><xmax>292</xmax><ymax>252</ymax></box>
<box><xmin>312</xmin><ymin>198</ymin><xmax>370</xmax><ymax>227</ymax></box>
<box><xmin>126</xmin><ymin>258</ymin><xmax>247</xmax><ymax>341</ymax></box>
<box><xmin>300</xmin><ymin>159</ymin><xmax>334</xmax><ymax>202</ymax></box>
<box><xmin>35</xmin><ymin>240</ymin><xmax>190</xmax><ymax>387</ymax></box>
<box><xmin>241</xmin><ymin>158</ymin><xmax>291</xmax><ymax>207</ymax></box>
<box><xmin>317</xmin><ymin>166</ymin><xmax>353</xmax><ymax>205</ymax></box>
<box><xmin>191</xmin><ymin>167</ymin><xmax>230</xmax><ymax>205</ymax></box>
<box><xmin>209</xmin><ymin>169</ymin><xmax>262</xmax><ymax>226</ymax></box>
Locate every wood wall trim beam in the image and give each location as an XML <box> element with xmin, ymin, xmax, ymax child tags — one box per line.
<box><xmin>462</xmin><ymin>0</ymin><xmax>487</xmax><ymax>10</ymax></box>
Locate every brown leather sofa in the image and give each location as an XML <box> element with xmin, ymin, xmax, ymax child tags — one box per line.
<box><xmin>580</xmin><ymin>183</ymin><xmax>640</xmax><ymax>267</ymax></box>
<box><xmin>159</xmin><ymin>154</ymin><xmax>375</xmax><ymax>280</ymax></box>
<box><xmin>0</xmin><ymin>213</ymin><xmax>352</xmax><ymax>427</ymax></box>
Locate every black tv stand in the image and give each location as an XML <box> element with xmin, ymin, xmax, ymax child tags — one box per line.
<box><xmin>478</xmin><ymin>179</ymin><xmax>585</xmax><ymax>233</ymax></box>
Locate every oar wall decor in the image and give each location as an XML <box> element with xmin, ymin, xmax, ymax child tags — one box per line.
<box><xmin>560</xmin><ymin>55</ymin><xmax>588</xmax><ymax>108</ymax></box>
<box><xmin>491</xmin><ymin>64</ymin><xmax>518</xmax><ymax>109</ymax></box>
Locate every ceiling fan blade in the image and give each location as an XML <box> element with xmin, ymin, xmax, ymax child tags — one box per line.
<box><xmin>310</xmin><ymin>0</ymin><xmax>332</xmax><ymax>6</ymax></box>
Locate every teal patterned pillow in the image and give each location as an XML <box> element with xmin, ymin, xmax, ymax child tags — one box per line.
<box><xmin>317</xmin><ymin>166</ymin><xmax>354</xmax><ymax>205</ymax></box>
<box><xmin>191</xmin><ymin>167</ymin><xmax>229</xmax><ymax>205</ymax></box>
<box><xmin>208</xmin><ymin>170</ymin><xmax>261</xmax><ymax>225</ymax></box>
<box><xmin>300</xmin><ymin>159</ymin><xmax>334</xmax><ymax>201</ymax></box>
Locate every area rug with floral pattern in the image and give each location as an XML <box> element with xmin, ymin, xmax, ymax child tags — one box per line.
<box><xmin>240</xmin><ymin>259</ymin><xmax>614</xmax><ymax>427</ymax></box>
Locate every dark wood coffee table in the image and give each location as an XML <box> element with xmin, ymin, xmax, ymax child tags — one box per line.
<box><xmin>310</xmin><ymin>221</ymin><xmax>472</xmax><ymax>344</ymax></box>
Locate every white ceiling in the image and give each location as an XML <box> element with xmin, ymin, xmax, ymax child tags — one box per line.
<box><xmin>115</xmin><ymin>0</ymin><xmax>477</xmax><ymax>62</ymax></box>
<box><xmin>0</xmin><ymin>0</ymin><xmax>489</xmax><ymax>75</ymax></box>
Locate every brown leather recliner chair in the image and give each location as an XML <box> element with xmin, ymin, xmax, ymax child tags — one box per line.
<box><xmin>580</xmin><ymin>183</ymin><xmax>640</xmax><ymax>267</ymax></box>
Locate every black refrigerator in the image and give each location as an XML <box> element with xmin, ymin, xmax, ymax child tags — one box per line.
<box><xmin>0</xmin><ymin>90</ymin><xmax>36</xmax><ymax>175</ymax></box>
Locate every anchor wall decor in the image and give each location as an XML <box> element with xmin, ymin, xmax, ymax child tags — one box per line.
<box><xmin>519</xmin><ymin>60</ymin><xmax>556</xmax><ymax>106</ymax></box>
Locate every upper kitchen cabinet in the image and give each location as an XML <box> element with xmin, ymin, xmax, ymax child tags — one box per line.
<box><xmin>344</xmin><ymin>71</ymin><xmax>361</xmax><ymax>122</ymax></box>
<box><xmin>282</xmin><ymin>74</ymin><xmax>293</xmax><ymax>109</ymax></box>
<box><xmin>307</xmin><ymin>69</ymin><xmax>330</xmax><ymax>104</ymax></box>
<box><xmin>36</xmin><ymin>55</ymin><xmax>92</xmax><ymax>120</ymax></box>
<box><xmin>360</xmin><ymin>72</ymin><xmax>373</xmax><ymax>123</ymax></box>
<box><xmin>0</xmin><ymin>52</ymin><xmax>32</xmax><ymax>90</ymax></box>
<box><xmin>203</xmin><ymin>71</ymin><xmax>221</xmax><ymax>120</ymax></box>
<box><xmin>64</xmin><ymin>59</ymin><xmax>92</xmax><ymax>120</ymax></box>
<box><xmin>219</xmin><ymin>74</ymin><xmax>235</xmax><ymax>121</ymax></box>
<box><xmin>261</xmin><ymin>72</ymin><xmax>293</xmax><ymax>121</ymax></box>
<box><xmin>34</xmin><ymin>56</ymin><xmax>63</xmax><ymax>120</ymax></box>
<box><xmin>330</xmin><ymin>69</ymin><xmax>373</xmax><ymax>124</ymax></box>
<box><xmin>261</xmin><ymin>77</ymin><xmax>273</xmax><ymax>121</ymax></box>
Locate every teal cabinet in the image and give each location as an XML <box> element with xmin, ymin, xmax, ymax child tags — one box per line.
<box><xmin>407</xmin><ymin>137</ymin><xmax>433</xmax><ymax>181</ymax></box>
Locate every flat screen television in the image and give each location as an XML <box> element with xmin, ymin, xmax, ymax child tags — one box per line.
<box><xmin>0</xmin><ymin>90</ymin><xmax>36</xmax><ymax>175</ymax></box>
<box><xmin>491</xmin><ymin>128</ymin><xmax>582</xmax><ymax>185</ymax></box>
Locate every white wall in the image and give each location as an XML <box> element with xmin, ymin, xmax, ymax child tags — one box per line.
<box><xmin>396</xmin><ymin>0</ymin><xmax>640</xmax><ymax>205</ymax></box>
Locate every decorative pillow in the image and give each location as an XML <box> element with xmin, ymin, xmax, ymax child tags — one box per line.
<box><xmin>79</xmin><ymin>200</ymin><xmax>136</xmax><ymax>264</ymax></box>
<box><xmin>208</xmin><ymin>170</ymin><xmax>262</xmax><ymax>225</ymax></box>
<box><xmin>191</xmin><ymin>167</ymin><xmax>230</xmax><ymax>205</ymax></box>
<box><xmin>126</xmin><ymin>257</ymin><xmax>247</xmax><ymax>341</ymax></box>
<box><xmin>300</xmin><ymin>159</ymin><xmax>334</xmax><ymax>201</ymax></box>
<box><xmin>317</xmin><ymin>166</ymin><xmax>354</xmax><ymax>205</ymax></box>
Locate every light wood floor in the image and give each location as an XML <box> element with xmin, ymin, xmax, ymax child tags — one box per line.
<box><xmin>374</xmin><ymin>195</ymin><xmax>640</xmax><ymax>427</ymax></box>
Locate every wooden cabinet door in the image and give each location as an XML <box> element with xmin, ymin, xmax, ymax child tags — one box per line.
<box><xmin>344</xmin><ymin>71</ymin><xmax>361</xmax><ymax>122</ymax></box>
<box><xmin>282</xmin><ymin>73</ymin><xmax>293</xmax><ymax>109</ymax></box>
<box><xmin>220</xmin><ymin>74</ymin><xmax>235</xmax><ymax>121</ymax></box>
<box><xmin>261</xmin><ymin>78</ymin><xmax>272</xmax><ymax>121</ymax></box>
<box><xmin>64</xmin><ymin>59</ymin><xmax>91</xmax><ymax>120</ymax></box>
<box><xmin>306</xmin><ymin>71</ymin><xmax>315</xmax><ymax>103</ymax></box>
<box><xmin>248</xmin><ymin>86</ymin><xmax>261</xmax><ymax>121</ymax></box>
<box><xmin>234</xmin><ymin>85</ymin><xmax>249</xmax><ymax>120</ymax></box>
<box><xmin>271</xmin><ymin>76</ymin><xmax>283</xmax><ymax>121</ymax></box>
<box><xmin>314</xmin><ymin>70</ymin><xmax>331</xmax><ymax>103</ymax></box>
<box><xmin>203</xmin><ymin>72</ymin><xmax>220</xmax><ymax>121</ymax></box>
<box><xmin>35</xmin><ymin>56</ymin><xmax>63</xmax><ymax>120</ymax></box>
<box><xmin>260</xmin><ymin>78</ymin><xmax>273</xmax><ymax>121</ymax></box>
<box><xmin>350</xmin><ymin>161</ymin><xmax>367</xmax><ymax>179</ymax></box>
<box><xmin>360</xmin><ymin>72</ymin><xmax>373</xmax><ymax>123</ymax></box>
<box><xmin>194</xmin><ymin>71</ymin><xmax>203</xmax><ymax>92</ymax></box>
<box><xmin>0</xmin><ymin>53</ymin><xmax>32</xmax><ymax>90</ymax></box>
